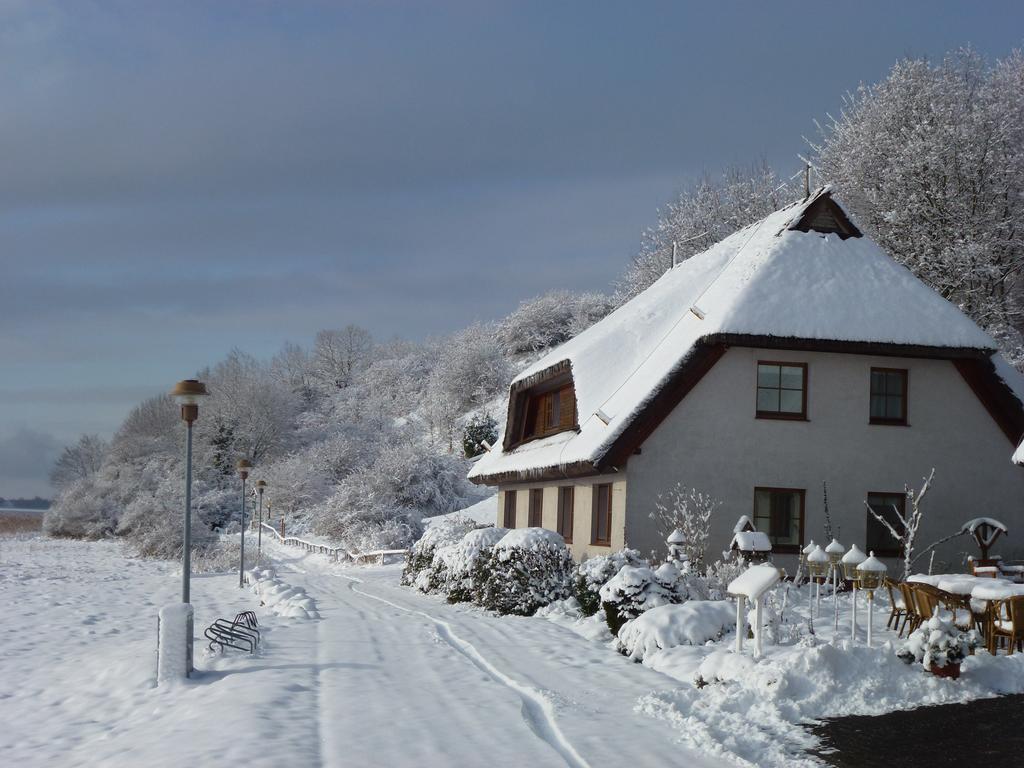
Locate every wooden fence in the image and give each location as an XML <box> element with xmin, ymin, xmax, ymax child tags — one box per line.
<box><xmin>260</xmin><ymin>523</ymin><xmax>407</xmax><ymax>565</ymax></box>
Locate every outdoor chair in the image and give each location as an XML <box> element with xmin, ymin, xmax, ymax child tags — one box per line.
<box><xmin>884</xmin><ymin>577</ymin><xmax>908</xmax><ymax>632</ymax></box>
<box><xmin>898</xmin><ymin>582</ymin><xmax>922</xmax><ymax>636</ymax></box>
<box><xmin>931</xmin><ymin>588</ymin><xmax>976</xmax><ymax>633</ymax></box>
<box><xmin>989</xmin><ymin>596</ymin><xmax>1024</xmax><ymax>655</ymax></box>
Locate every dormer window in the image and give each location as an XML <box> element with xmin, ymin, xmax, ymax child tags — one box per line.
<box><xmin>503</xmin><ymin>367</ymin><xmax>579</xmax><ymax>450</ymax></box>
<box><xmin>789</xmin><ymin>193</ymin><xmax>862</xmax><ymax>240</ymax></box>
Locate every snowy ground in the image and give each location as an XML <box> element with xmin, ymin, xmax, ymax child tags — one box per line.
<box><xmin>6</xmin><ymin>533</ymin><xmax>1024</xmax><ymax>768</ymax></box>
<box><xmin>0</xmin><ymin>534</ymin><xmax>727</xmax><ymax>768</ymax></box>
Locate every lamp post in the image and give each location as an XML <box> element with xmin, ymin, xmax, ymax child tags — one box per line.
<box><xmin>841</xmin><ymin>544</ymin><xmax>867</xmax><ymax>641</ymax></box>
<box><xmin>255</xmin><ymin>480</ymin><xmax>267</xmax><ymax>557</ymax></box>
<box><xmin>825</xmin><ymin>539</ymin><xmax>845</xmax><ymax>633</ymax></box>
<box><xmin>167</xmin><ymin>378</ymin><xmax>208</xmax><ymax>680</ymax></box>
<box><xmin>236</xmin><ymin>459</ymin><xmax>253</xmax><ymax>588</ymax></box>
<box><xmin>856</xmin><ymin>553</ymin><xmax>888</xmax><ymax>647</ymax></box>
<box><xmin>801</xmin><ymin>539</ymin><xmax>816</xmax><ymax>602</ymax></box>
<box><xmin>807</xmin><ymin>545</ymin><xmax>829</xmax><ymax>623</ymax></box>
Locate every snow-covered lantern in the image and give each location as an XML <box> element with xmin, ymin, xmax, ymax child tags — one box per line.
<box><xmin>841</xmin><ymin>544</ymin><xmax>867</xmax><ymax>581</ymax></box>
<box><xmin>856</xmin><ymin>552</ymin><xmax>888</xmax><ymax>647</ymax></box>
<box><xmin>825</xmin><ymin>538</ymin><xmax>846</xmax><ymax>569</ymax></box>
<box><xmin>730</xmin><ymin>530</ymin><xmax>773</xmax><ymax>563</ymax></box>
<box><xmin>841</xmin><ymin>545</ymin><xmax>867</xmax><ymax>641</ymax></box>
<box><xmin>666</xmin><ymin>528</ymin><xmax>687</xmax><ymax>566</ymax></box>
<box><xmin>799</xmin><ymin>539</ymin><xmax>816</xmax><ymax>569</ymax></box>
<box><xmin>807</xmin><ymin>545</ymin><xmax>829</xmax><ymax>617</ymax></box>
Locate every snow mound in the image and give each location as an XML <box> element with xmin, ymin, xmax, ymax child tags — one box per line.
<box><xmin>248</xmin><ymin>568</ymin><xmax>320</xmax><ymax>619</ymax></box>
<box><xmin>494</xmin><ymin>527</ymin><xmax>566</xmax><ymax>553</ymax></box>
<box><xmin>618</xmin><ymin>601</ymin><xmax>734</xmax><ymax>661</ymax></box>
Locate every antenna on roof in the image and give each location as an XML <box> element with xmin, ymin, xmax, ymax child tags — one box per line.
<box><xmin>804</xmin><ymin>163</ymin><xmax>811</xmax><ymax>199</ymax></box>
<box><xmin>671</xmin><ymin>241</ymin><xmax>678</xmax><ymax>268</ymax></box>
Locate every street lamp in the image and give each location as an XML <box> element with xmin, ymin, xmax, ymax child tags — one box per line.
<box><xmin>255</xmin><ymin>480</ymin><xmax>267</xmax><ymax>557</ymax></box>
<box><xmin>236</xmin><ymin>459</ymin><xmax>253</xmax><ymax>589</ymax></box>
<box><xmin>841</xmin><ymin>544</ymin><xmax>867</xmax><ymax>641</ymax></box>
<box><xmin>169</xmin><ymin>378</ymin><xmax>208</xmax><ymax>680</ymax></box>
<box><xmin>856</xmin><ymin>552</ymin><xmax>888</xmax><ymax>647</ymax></box>
<box><xmin>170</xmin><ymin>379</ymin><xmax>209</xmax><ymax>605</ymax></box>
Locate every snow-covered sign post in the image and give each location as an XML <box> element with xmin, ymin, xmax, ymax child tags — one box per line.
<box><xmin>728</xmin><ymin>564</ymin><xmax>781</xmax><ymax>660</ymax></box>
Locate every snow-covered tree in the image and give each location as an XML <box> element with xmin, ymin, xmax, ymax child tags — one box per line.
<box><xmin>50</xmin><ymin>434</ymin><xmax>108</xmax><ymax>490</ymax></box>
<box><xmin>311</xmin><ymin>326</ymin><xmax>374</xmax><ymax>391</ymax></box>
<box><xmin>810</xmin><ymin>48</ymin><xmax>1024</xmax><ymax>360</ymax></box>
<box><xmin>866</xmin><ymin>469</ymin><xmax>935</xmax><ymax>581</ymax></box>
<box><xmin>496</xmin><ymin>290</ymin><xmax>614</xmax><ymax>356</ymax></box>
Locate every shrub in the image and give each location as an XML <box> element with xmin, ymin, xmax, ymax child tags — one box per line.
<box><xmin>599</xmin><ymin>562</ymin><xmax>690</xmax><ymax>635</ymax></box>
<box><xmin>574</xmin><ymin>548</ymin><xmax>646</xmax><ymax>616</ymax></box>
<box><xmin>435</xmin><ymin>526</ymin><xmax>508</xmax><ymax>602</ymax></box>
<box><xmin>475</xmin><ymin>528</ymin><xmax>574</xmax><ymax>616</ymax></box>
<box><xmin>897</xmin><ymin>609</ymin><xmax>980</xmax><ymax>671</ymax></box>
<box><xmin>401</xmin><ymin>516</ymin><xmax>479</xmax><ymax>588</ymax></box>
<box><xmin>616</xmin><ymin>601</ymin><xmax>735</xmax><ymax>661</ymax></box>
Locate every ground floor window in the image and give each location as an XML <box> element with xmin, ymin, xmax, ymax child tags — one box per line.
<box><xmin>753</xmin><ymin>487</ymin><xmax>804</xmax><ymax>554</ymax></box>
<box><xmin>557</xmin><ymin>486</ymin><xmax>574</xmax><ymax>543</ymax></box>
<box><xmin>866</xmin><ymin>492</ymin><xmax>905</xmax><ymax>557</ymax></box>
<box><xmin>503</xmin><ymin>491</ymin><xmax>516</xmax><ymax>528</ymax></box>
<box><xmin>528</xmin><ymin>488</ymin><xmax>543</xmax><ymax>527</ymax></box>
<box><xmin>591</xmin><ymin>484</ymin><xmax>612</xmax><ymax>546</ymax></box>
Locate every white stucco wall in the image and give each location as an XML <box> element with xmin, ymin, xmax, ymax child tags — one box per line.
<box><xmin>624</xmin><ymin>347</ymin><xmax>1024</xmax><ymax>573</ymax></box>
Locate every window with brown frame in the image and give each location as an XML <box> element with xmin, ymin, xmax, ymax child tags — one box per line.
<box><xmin>866</xmin><ymin>492</ymin><xmax>905</xmax><ymax>558</ymax></box>
<box><xmin>520</xmin><ymin>382</ymin><xmax>577</xmax><ymax>443</ymax></box>
<box><xmin>756</xmin><ymin>362</ymin><xmax>807</xmax><ymax>420</ymax></box>
<box><xmin>753</xmin><ymin>487</ymin><xmax>804</xmax><ymax>554</ymax></box>
<box><xmin>557</xmin><ymin>486</ymin><xmax>574</xmax><ymax>543</ymax></box>
<box><xmin>502</xmin><ymin>491</ymin><xmax>517</xmax><ymax>528</ymax></box>
<box><xmin>528</xmin><ymin>488</ymin><xmax>544</xmax><ymax>527</ymax></box>
<box><xmin>591</xmin><ymin>484</ymin><xmax>612</xmax><ymax>546</ymax></box>
<box><xmin>870</xmin><ymin>368</ymin><xmax>908</xmax><ymax>425</ymax></box>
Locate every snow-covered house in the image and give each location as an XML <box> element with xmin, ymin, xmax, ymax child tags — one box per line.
<box><xmin>469</xmin><ymin>189</ymin><xmax>1024</xmax><ymax>568</ymax></box>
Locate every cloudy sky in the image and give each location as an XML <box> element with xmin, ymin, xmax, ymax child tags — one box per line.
<box><xmin>2</xmin><ymin>0</ymin><xmax>1022</xmax><ymax>498</ymax></box>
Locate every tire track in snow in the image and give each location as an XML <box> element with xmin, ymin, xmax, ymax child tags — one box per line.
<box><xmin>339</xmin><ymin>573</ymin><xmax>591</xmax><ymax>768</ymax></box>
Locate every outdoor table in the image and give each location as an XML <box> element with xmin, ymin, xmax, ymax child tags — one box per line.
<box><xmin>969</xmin><ymin>582</ymin><xmax>1024</xmax><ymax>654</ymax></box>
<box><xmin>909</xmin><ymin>574</ymin><xmax>1010</xmax><ymax>595</ymax></box>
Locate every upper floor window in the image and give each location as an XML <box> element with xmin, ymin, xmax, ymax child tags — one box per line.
<box><xmin>528</xmin><ymin>488</ymin><xmax>544</xmax><ymax>527</ymax></box>
<box><xmin>756</xmin><ymin>362</ymin><xmax>807</xmax><ymax>420</ymax></box>
<box><xmin>753</xmin><ymin>487</ymin><xmax>804</xmax><ymax>554</ymax></box>
<box><xmin>520</xmin><ymin>381</ymin><xmax>577</xmax><ymax>443</ymax></box>
<box><xmin>870</xmin><ymin>368</ymin><xmax>908</xmax><ymax>425</ymax></box>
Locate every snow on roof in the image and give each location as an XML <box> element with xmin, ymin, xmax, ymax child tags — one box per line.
<box><xmin>731</xmin><ymin>531</ymin><xmax>772</xmax><ymax>552</ymax></box>
<box><xmin>470</xmin><ymin>189</ymin><xmax>998</xmax><ymax>482</ymax></box>
<box><xmin>728</xmin><ymin>563</ymin><xmax>781</xmax><ymax>599</ymax></box>
<box><xmin>733</xmin><ymin>515</ymin><xmax>755</xmax><ymax>533</ymax></box>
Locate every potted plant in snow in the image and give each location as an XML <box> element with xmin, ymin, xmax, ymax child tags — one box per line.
<box><xmin>896</xmin><ymin>608</ymin><xmax>979</xmax><ymax>679</ymax></box>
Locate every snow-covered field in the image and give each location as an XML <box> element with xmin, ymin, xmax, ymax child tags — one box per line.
<box><xmin>6</xmin><ymin>532</ymin><xmax>1024</xmax><ymax>768</ymax></box>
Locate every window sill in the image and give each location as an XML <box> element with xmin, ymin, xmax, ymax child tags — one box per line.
<box><xmin>756</xmin><ymin>413</ymin><xmax>808</xmax><ymax>422</ymax></box>
<box><xmin>869</xmin><ymin>420</ymin><xmax>909</xmax><ymax>427</ymax></box>
<box><xmin>590</xmin><ymin>540</ymin><xmax>611</xmax><ymax>547</ymax></box>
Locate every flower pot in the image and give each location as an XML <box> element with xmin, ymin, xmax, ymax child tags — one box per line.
<box><xmin>931</xmin><ymin>663</ymin><xmax>961</xmax><ymax>680</ymax></box>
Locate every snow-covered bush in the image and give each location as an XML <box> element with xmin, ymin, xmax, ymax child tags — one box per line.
<box><xmin>435</xmin><ymin>526</ymin><xmax>508</xmax><ymax>603</ymax></box>
<box><xmin>897</xmin><ymin>609</ymin><xmax>980</xmax><ymax>672</ymax></box>
<box><xmin>651</xmin><ymin>484</ymin><xmax>720</xmax><ymax>569</ymax></box>
<box><xmin>704</xmin><ymin>554</ymin><xmax>750</xmax><ymax>601</ymax></box>
<box><xmin>43</xmin><ymin>477</ymin><xmax>119</xmax><ymax>539</ymax></box>
<box><xmin>616</xmin><ymin>601</ymin><xmax>734</xmax><ymax>661</ymax></box>
<box><xmin>402</xmin><ymin>515</ymin><xmax>480</xmax><ymax>590</ymax></box>
<box><xmin>599</xmin><ymin>562</ymin><xmax>692</xmax><ymax>635</ymax></box>
<box><xmin>475</xmin><ymin>528</ymin><xmax>575</xmax><ymax>616</ymax></box>
<box><xmin>574</xmin><ymin>548</ymin><xmax>646</xmax><ymax>616</ymax></box>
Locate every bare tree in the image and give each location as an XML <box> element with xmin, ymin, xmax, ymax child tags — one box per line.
<box><xmin>312</xmin><ymin>326</ymin><xmax>374</xmax><ymax>390</ymax></box>
<box><xmin>866</xmin><ymin>469</ymin><xmax>938</xmax><ymax>580</ymax></box>
<box><xmin>651</xmin><ymin>484</ymin><xmax>721</xmax><ymax>570</ymax></box>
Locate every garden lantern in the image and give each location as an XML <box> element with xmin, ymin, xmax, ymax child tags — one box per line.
<box><xmin>825</xmin><ymin>539</ymin><xmax>845</xmax><ymax>632</ymax></box>
<box><xmin>856</xmin><ymin>552</ymin><xmax>888</xmax><ymax>647</ymax></box>
<box><xmin>801</xmin><ymin>539</ymin><xmax>816</xmax><ymax>605</ymax></box>
<box><xmin>255</xmin><ymin>480</ymin><xmax>267</xmax><ymax>557</ymax></box>
<box><xmin>167</xmin><ymin>378</ymin><xmax>209</xmax><ymax>679</ymax></box>
<box><xmin>807</xmin><ymin>545</ymin><xmax>829</xmax><ymax>618</ymax></box>
<box><xmin>666</xmin><ymin>528</ymin><xmax>687</xmax><ymax>566</ymax></box>
<box><xmin>236</xmin><ymin>459</ymin><xmax>253</xmax><ymax>589</ymax></box>
<box><xmin>841</xmin><ymin>544</ymin><xmax>867</xmax><ymax>640</ymax></box>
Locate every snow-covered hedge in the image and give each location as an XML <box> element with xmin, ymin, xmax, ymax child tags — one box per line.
<box><xmin>401</xmin><ymin>515</ymin><xmax>480</xmax><ymax>589</ymax></box>
<box><xmin>475</xmin><ymin>528</ymin><xmax>575</xmax><ymax>616</ymax></box>
<box><xmin>599</xmin><ymin>561</ymin><xmax>706</xmax><ymax>635</ymax></box>
<box><xmin>436</xmin><ymin>526</ymin><xmax>508</xmax><ymax>602</ymax></box>
<box><xmin>248</xmin><ymin>568</ymin><xmax>320</xmax><ymax>620</ymax></box>
<box><xmin>616</xmin><ymin>601</ymin><xmax>734</xmax><ymax>661</ymax></box>
<box><xmin>574</xmin><ymin>548</ymin><xmax>645</xmax><ymax>616</ymax></box>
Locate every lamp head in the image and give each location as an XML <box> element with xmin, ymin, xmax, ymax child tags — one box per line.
<box><xmin>236</xmin><ymin>458</ymin><xmax>253</xmax><ymax>480</ymax></box>
<box><xmin>171</xmin><ymin>379</ymin><xmax>208</xmax><ymax>423</ymax></box>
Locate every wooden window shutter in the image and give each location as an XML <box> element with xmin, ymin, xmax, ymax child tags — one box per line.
<box><xmin>558</xmin><ymin>387</ymin><xmax>575</xmax><ymax>429</ymax></box>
